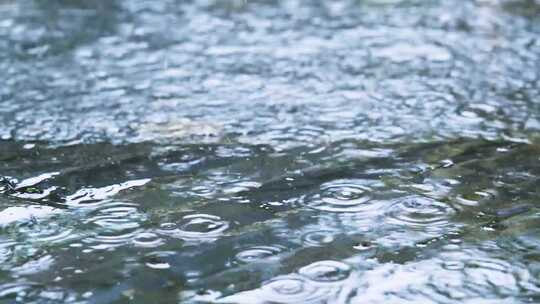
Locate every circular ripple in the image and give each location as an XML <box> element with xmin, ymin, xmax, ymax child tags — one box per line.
<box><xmin>83</xmin><ymin>202</ymin><xmax>145</xmax><ymax>250</ymax></box>
<box><xmin>298</xmin><ymin>260</ymin><xmax>352</xmax><ymax>283</ymax></box>
<box><xmin>301</xmin><ymin>230</ymin><xmax>339</xmax><ymax>247</ymax></box>
<box><xmin>259</xmin><ymin>275</ymin><xmax>326</xmax><ymax>303</ymax></box>
<box><xmin>157</xmin><ymin>214</ymin><xmax>229</xmax><ymax>241</ymax></box>
<box><xmin>235</xmin><ymin>245</ymin><xmax>284</xmax><ymax>263</ymax></box>
<box><xmin>132</xmin><ymin>232</ymin><xmax>164</xmax><ymax>248</ymax></box>
<box><xmin>85</xmin><ymin>202</ymin><xmax>143</xmax><ymax>230</ymax></box>
<box><xmin>144</xmin><ymin>251</ymin><xmax>175</xmax><ymax>270</ymax></box>
<box><xmin>25</xmin><ymin>226</ymin><xmax>75</xmax><ymax>245</ymax></box>
<box><xmin>386</xmin><ymin>195</ymin><xmax>455</xmax><ymax>229</ymax></box>
<box><xmin>301</xmin><ymin>180</ymin><xmax>379</xmax><ymax>213</ymax></box>
<box><xmin>85</xmin><ymin>228</ymin><xmax>142</xmax><ymax>251</ymax></box>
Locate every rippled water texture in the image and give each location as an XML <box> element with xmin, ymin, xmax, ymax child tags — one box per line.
<box><xmin>1</xmin><ymin>0</ymin><xmax>540</xmax><ymax>303</ymax></box>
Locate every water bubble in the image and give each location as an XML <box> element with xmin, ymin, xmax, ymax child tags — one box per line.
<box><xmin>235</xmin><ymin>245</ymin><xmax>284</xmax><ymax>264</ymax></box>
<box><xmin>386</xmin><ymin>195</ymin><xmax>455</xmax><ymax>230</ymax></box>
<box><xmin>301</xmin><ymin>180</ymin><xmax>379</xmax><ymax>213</ymax></box>
<box><xmin>298</xmin><ymin>260</ymin><xmax>352</xmax><ymax>283</ymax></box>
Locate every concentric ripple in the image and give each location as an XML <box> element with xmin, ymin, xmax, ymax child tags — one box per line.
<box><xmin>23</xmin><ymin>225</ymin><xmax>75</xmax><ymax>245</ymax></box>
<box><xmin>82</xmin><ymin>202</ymin><xmax>145</xmax><ymax>250</ymax></box>
<box><xmin>298</xmin><ymin>260</ymin><xmax>352</xmax><ymax>283</ymax></box>
<box><xmin>386</xmin><ymin>195</ymin><xmax>456</xmax><ymax>230</ymax></box>
<box><xmin>132</xmin><ymin>232</ymin><xmax>164</xmax><ymax>248</ymax></box>
<box><xmin>258</xmin><ymin>275</ymin><xmax>326</xmax><ymax>303</ymax></box>
<box><xmin>234</xmin><ymin>245</ymin><xmax>284</xmax><ymax>264</ymax></box>
<box><xmin>221</xmin><ymin>264</ymin><xmax>352</xmax><ymax>304</ymax></box>
<box><xmin>157</xmin><ymin>214</ymin><xmax>229</xmax><ymax>242</ymax></box>
<box><xmin>301</xmin><ymin>180</ymin><xmax>380</xmax><ymax>213</ymax></box>
<box><xmin>301</xmin><ymin>230</ymin><xmax>340</xmax><ymax>247</ymax></box>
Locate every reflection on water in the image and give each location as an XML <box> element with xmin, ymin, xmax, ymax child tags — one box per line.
<box><xmin>1</xmin><ymin>0</ymin><xmax>539</xmax><ymax>303</ymax></box>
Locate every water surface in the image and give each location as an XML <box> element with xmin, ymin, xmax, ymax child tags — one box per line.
<box><xmin>0</xmin><ymin>0</ymin><xmax>539</xmax><ymax>303</ymax></box>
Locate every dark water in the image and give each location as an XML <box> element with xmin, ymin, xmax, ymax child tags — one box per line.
<box><xmin>1</xmin><ymin>0</ymin><xmax>539</xmax><ymax>303</ymax></box>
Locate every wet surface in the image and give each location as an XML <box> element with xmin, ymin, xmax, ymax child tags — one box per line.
<box><xmin>0</xmin><ymin>0</ymin><xmax>539</xmax><ymax>303</ymax></box>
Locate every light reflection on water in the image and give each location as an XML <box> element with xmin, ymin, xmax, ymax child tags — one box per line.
<box><xmin>1</xmin><ymin>0</ymin><xmax>540</xmax><ymax>303</ymax></box>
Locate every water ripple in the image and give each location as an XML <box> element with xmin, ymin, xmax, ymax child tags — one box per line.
<box><xmin>257</xmin><ymin>275</ymin><xmax>327</xmax><ymax>303</ymax></box>
<box><xmin>301</xmin><ymin>230</ymin><xmax>340</xmax><ymax>247</ymax></box>
<box><xmin>132</xmin><ymin>232</ymin><xmax>164</xmax><ymax>248</ymax></box>
<box><xmin>24</xmin><ymin>224</ymin><xmax>75</xmax><ymax>245</ymax></box>
<box><xmin>235</xmin><ymin>245</ymin><xmax>284</xmax><ymax>264</ymax></box>
<box><xmin>298</xmin><ymin>260</ymin><xmax>352</xmax><ymax>283</ymax></box>
<box><xmin>157</xmin><ymin>214</ymin><xmax>229</xmax><ymax>242</ymax></box>
<box><xmin>386</xmin><ymin>195</ymin><xmax>456</xmax><ymax>230</ymax></box>
<box><xmin>82</xmin><ymin>202</ymin><xmax>145</xmax><ymax>250</ymax></box>
<box><xmin>301</xmin><ymin>179</ymin><xmax>381</xmax><ymax>213</ymax></box>
<box><xmin>216</xmin><ymin>260</ymin><xmax>355</xmax><ymax>303</ymax></box>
